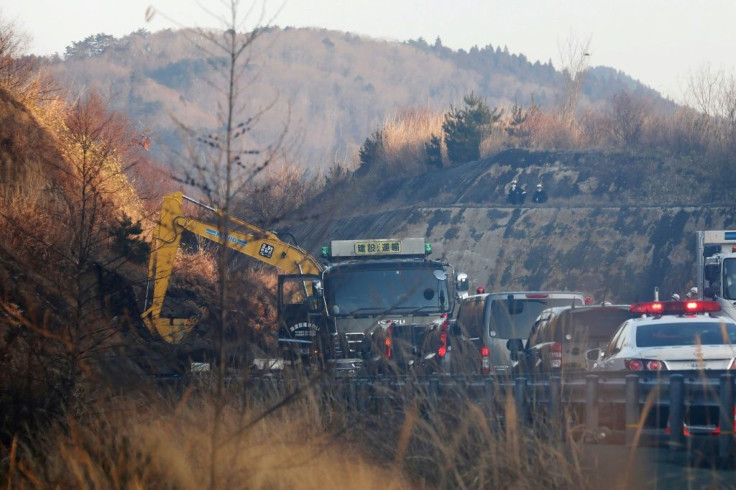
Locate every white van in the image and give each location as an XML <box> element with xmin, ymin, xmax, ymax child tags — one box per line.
<box><xmin>453</xmin><ymin>291</ymin><xmax>587</xmax><ymax>374</ymax></box>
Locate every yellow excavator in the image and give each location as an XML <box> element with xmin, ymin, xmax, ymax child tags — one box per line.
<box><xmin>140</xmin><ymin>191</ymin><xmax>322</xmax><ymax>344</ymax></box>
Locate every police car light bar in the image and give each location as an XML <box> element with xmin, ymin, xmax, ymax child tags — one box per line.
<box><xmin>324</xmin><ymin>238</ymin><xmax>430</xmax><ymax>259</ymax></box>
<box><xmin>629</xmin><ymin>300</ymin><xmax>721</xmax><ymax>315</ymax></box>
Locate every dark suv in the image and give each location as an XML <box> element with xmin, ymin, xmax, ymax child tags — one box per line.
<box><xmin>514</xmin><ymin>303</ymin><xmax>636</xmax><ymax>374</ymax></box>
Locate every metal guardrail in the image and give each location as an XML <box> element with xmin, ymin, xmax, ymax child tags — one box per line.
<box><xmin>244</xmin><ymin>370</ymin><xmax>736</xmax><ymax>463</ymax></box>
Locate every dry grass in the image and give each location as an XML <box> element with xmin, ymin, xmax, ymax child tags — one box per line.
<box><xmin>4</xmin><ymin>381</ymin><xmax>416</xmax><ymax>490</ymax></box>
<box><xmin>377</xmin><ymin>108</ymin><xmax>445</xmax><ymax>175</ymax></box>
<box><xmin>1</xmin><ymin>375</ymin><xmax>594</xmax><ymax>489</ymax></box>
<box><xmin>344</xmin><ymin>381</ymin><xmax>590</xmax><ymax>490</ymax></box>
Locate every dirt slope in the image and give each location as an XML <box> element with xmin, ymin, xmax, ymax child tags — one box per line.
<box><xmin>288</xmin><ymin>149</ymin><xmax>734</xmax><ymax>303</ymax></box>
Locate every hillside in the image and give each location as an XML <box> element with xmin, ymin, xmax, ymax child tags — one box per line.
<box><xmin>44</xmin><ymin>27</ymin><xmax>667</xmax><ymax>173</ymax></box>
<box><xmin>282</xmin><ymin>147</ymin><xmax>733</xmax><ymax>304</ymax></box>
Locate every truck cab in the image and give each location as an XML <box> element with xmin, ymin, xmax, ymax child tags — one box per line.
<box><xmin>697</xmin><ymin>230</ymin><xmax>736</xmax><ymax>322</ymax></box>
<box><xmin>278</xmin><ymin>238</ymin><xmax>460</xmax><ymax>376</ymax></box>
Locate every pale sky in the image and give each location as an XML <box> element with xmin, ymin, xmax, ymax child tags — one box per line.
<box><xmin>2</xmin><ymin>0</ymin><xmax>735</xmax><ymax>102</ymax></box>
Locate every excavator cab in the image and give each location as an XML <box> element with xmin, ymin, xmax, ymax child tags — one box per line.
<box><xmin>277</xmin><ymin>274</ymin><xmax>326</xmax><ymax>368</ymax></box>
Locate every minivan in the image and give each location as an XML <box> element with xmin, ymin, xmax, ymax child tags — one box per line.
<box><xmin>516</xmin><ymin>303</ymin><xmax>636</xmax><ymax>374</ymax></box>
<box><xmin>453</xmin><ymin>291</ymin><xmax>588</xmax><ymax>374</ymax></box>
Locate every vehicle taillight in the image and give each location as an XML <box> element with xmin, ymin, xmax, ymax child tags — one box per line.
<box><xmin>437</xmin><ymin>319</ymin><xmax>450</xmax><ymax>359</ymax></box>
<box><xmin>481</xmin><ymin>345</ymin><xmax>490</xmax><ymax>375</ymax></box>
<box><xmin>646</xmin><ymin>360</ymin><xmax>664</xmax><ymax>371</ymax></box>
<box><xmin>384</xmin><ymin>324</ymin><xmax>394</xmax><ymax>359</ymax></box>
<box><xmin>625</xmin><ymin>358</ymin><xmax>666</xmax><ymax>371</ymax></box>
<box><xmin>550</xmin><ymin>342</ymin><xmax>562</xmax><ymax>369</ymax></box>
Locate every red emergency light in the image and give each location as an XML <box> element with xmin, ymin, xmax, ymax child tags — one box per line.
<box><xmin>629</xmin><ymin>300</ymin><xmax>721</xmax><ymax>315</ymax></box>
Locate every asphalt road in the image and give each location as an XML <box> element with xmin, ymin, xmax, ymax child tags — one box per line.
<box><xmin>583</xmin><ymin>437</ymin><xmax>735</xmax><ymax>490</ymax></box>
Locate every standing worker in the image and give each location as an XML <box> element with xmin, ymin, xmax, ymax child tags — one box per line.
<box><xmin>507</xmin><ymin>180</ymin><xmax>525</xmax><ymax>205</ymax></box>
<box><xmin>532</xmin><ymin>183</ymin><xmax>548</xmax><ymax>203</ymax></box>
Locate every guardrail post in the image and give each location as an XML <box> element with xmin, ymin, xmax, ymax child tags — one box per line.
<box><xmin>429</xmin><ymin>376</ymin><xmax>439</xmax><ymax>409</ymax></box>
<box><xmin>483</xmin><ymin>376</ymin><xmax>494</xmax><ymax>416</ymax></box>
<box><xmin>625</xmin><ymin>374</ymin><xmax>640</xmax><ymax>447</ymax></box>
<box><xmin>357</xmin><ymin>378</ymin><xmax>368</xmax><ymax>414</ymax></box>
<box><xmin>549</xmin><ymin>375</ymin><xmax>562</xmax><ymax>439</ymax></box>
<box><xmin>585</xmin><ymin>375</ymin><xmax>599</xmax><ymax>442</ymax></box>
<box><xmin>668</xmin><ymin>373</ymin><xmax>685</xmax><ymax>450</ymax></box>
<box><xmin>514</xmin><ymin>377</ymin><xmax>528</xmax><ymax>426</ymax></box>
<box><xmin>719</xmin><ymin>373</ymin><xmax>734</xmax><ymax>466</ymax></box>
<box><xmin>380</xmin><ymin>378</ymin><xmax>391</xmax><ymax>415</ymax></box>
<box><xmin>346</xmin><ymin>377</ymin><xmax>357</xmax><ymax>412</ymax></box>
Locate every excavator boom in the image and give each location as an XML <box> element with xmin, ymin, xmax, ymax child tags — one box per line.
<box><xmin>140</xmin><ymin>191</ymin><xmax>321</xmax><ymax>343</ymax></box>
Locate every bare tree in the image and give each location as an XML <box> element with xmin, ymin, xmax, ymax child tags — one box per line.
<box><xmin>54</xmin><ymin>91</ymin><xmax>144</xmax><ymax>400</ymax></box>
<box><xmin>146</xmin><ymin>3</ymin><xmax>292</xmax><ymax>488</ymax></box>
<box><xmin>607</xmin><ymin>91</ymin><xmax>649</xmax><ymax>147</ymax></box>
<box><xmin>558</xmin><ymin>33</ymin><xmax>592</xmax><ymax>126</ymax></box>
<box><xmin>234</xmin><ymin>164</ymin><xmax>319</xmax><ymax>226</ymax></box>
<box><xmin>0</xmin><ymin>13</ymin><xmax>54</xmax><ymax>104</ymax></box>
<box><xmin>684</xmin><ymin>64</ymin><xmax>736</xmax><ymax>146</ymax></box>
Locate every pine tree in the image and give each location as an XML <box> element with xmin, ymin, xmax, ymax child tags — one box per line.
<box><xmin>357</xmin><ymin>129</ymin><xmax>384</xmax><ymax>173</ymax></box>
<box><xmin>424</xmin><ymin>134</ymin><xmax>443</xmax><ymax>168</ymax></box>
<box><xmin>442</xmin><ymin>92</ymin><xmax>502</xmax><ymax>164</ymax></box>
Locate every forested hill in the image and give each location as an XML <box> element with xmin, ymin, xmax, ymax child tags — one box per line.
<box><xmin>45</xmin><ymin>26</ymin><xmax>665</xmax><ymax>172</ymax></box>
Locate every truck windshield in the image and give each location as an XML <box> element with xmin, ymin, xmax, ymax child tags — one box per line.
<box><xmin>324</xmin><ymin>263</ymin><xmax>451</xmax><ymax>316</ymax></box>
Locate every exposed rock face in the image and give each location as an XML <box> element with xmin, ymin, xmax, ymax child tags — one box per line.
<box><xmin>291</xmin><ymin>149</ymin><xmax>736</xmax><ymax>303</ymax></box>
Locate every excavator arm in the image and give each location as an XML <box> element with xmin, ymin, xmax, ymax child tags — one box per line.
<box><xmin>140</xmin><ymin>191</ymin><xmax>322</xmax><ymax>343</ymax></box>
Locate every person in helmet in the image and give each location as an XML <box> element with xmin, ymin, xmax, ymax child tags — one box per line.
<box><xmin>476</xmin><ymin>286</ymin><xmax>485</xmax><ymax>294</ymax></box>
<box><xmin>532</xmin><ymin>183</ymin><xmax>548</xmax><ymax>203</ymax></box>
<box><xmin>507</xmin><ymin>179</ymin><xmax>525</xmax><ymax>205</ymax></box>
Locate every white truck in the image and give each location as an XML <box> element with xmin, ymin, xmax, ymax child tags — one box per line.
<box><xmin>696</xmin><ymin>230</ymin><xmax>736</xmax><ymax>321</ymax></box>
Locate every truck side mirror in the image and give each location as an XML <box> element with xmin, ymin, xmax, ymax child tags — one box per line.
<box><xmin>456</xmin><ymin>272</ymin><xmax>469</xmax><ymax>294</ymax></box>
<box><xmin>704</xmin><ymin>264</ymin><xmax>719</xmax><ymax>282</ymax></box>
<box><xmin>704</xmin><ymin>244</ymin><xmax>721</xmax><ymax>257</ymax></box>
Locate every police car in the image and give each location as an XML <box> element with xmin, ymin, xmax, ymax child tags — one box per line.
<box><xmin>588</xmin><ymin>300</ymin><xmax>736</xmax><ymax>436</ymax></box>
<box><xmin>588</xmin><ymin>300</ymin><xmax>736</xmax><ymax>372</ymax></box>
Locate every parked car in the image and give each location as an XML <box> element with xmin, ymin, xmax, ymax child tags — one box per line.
<box><xmin>589</xmin><ymin>300</ymin><xmax>736</xmax><ymax>435</ymax></box>
<box><xmin>418</xmin><ymin>291</ymin><xmax>589</xmax><ymax>375</ymax></box>
<box><xmin>514</xmin><ymin>303</ymin><xmax>636</xmax><ymax>375</ymax></box>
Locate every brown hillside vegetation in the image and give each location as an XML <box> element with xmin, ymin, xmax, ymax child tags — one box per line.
<box><xmin>0</xmin><ymin>55</ymin><xmax>433</xmax><ymax>489</ymax></box>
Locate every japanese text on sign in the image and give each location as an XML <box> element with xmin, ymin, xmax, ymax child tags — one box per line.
<box><xmin>354</xmin><ymin>240</ymin><xmax>402</xmax><ymax>255</ymax></box>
